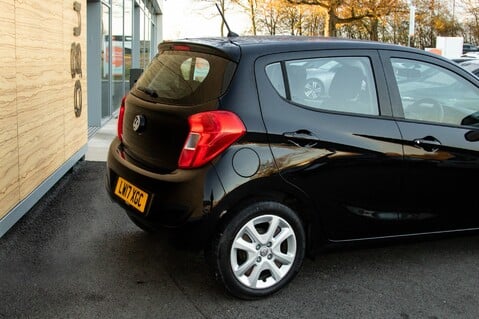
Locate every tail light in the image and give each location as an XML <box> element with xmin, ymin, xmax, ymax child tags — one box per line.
<box><xmin>178</xmin><ymin>111</ymin><xmax>246</xmax><ymax>169</ymax></box>
<box><xmin>117</xmin><ymin>95</ymin><xmax>126</xmax><ymax>142</ymax></box>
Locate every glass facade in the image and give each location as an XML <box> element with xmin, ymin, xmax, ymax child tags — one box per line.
<box><xmin>88</xmin><ymin>0</ymin><xmax>162</xmax><ymax>129</ymax></box>
<box><xmin>101</xmin><ymin>2</ymin><xmax>111</xmax><ymax>119</ymax></box>
<box><xmin>111</xmin><ymin>0</ymin><xmax>124</xmax><ymax>113</ymax></box>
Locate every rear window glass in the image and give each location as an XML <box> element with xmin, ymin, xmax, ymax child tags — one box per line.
<box><xmin>266</xmin><ymin>57</ymin><xmax>379</xmax><ymax>116</ymax></box>
<box><xmin>134</xmin><ymin>50</ymin><xmax>236</xmax><ymax>105</ymax></box>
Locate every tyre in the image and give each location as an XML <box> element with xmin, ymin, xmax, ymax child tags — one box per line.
<box><xmin>207</xmin><ymin>201</ymin><xmax>306</xmax><ymax>299</ymax></box>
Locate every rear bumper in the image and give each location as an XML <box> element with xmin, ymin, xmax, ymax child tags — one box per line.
<box><xmin>105</xmin><ymin>137</ymin><xmax>226</xmax><ymax>230</ymax></box>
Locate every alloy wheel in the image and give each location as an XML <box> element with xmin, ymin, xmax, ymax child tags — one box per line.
<box><xmin>229</xmin><ymin>214</ymin><xmax>297</xmax><ymax>289</ymax></box>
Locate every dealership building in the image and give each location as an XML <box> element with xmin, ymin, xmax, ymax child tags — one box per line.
<box><xmin>0</xmin><ymin>0</ymin><xmax>163</xmax><ymax>237</ymax></box>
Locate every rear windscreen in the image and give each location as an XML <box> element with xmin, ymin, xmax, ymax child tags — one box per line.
<box><xmin>134</xmin><ymin>50</ymin><xmax>236</xmax><ymax>105</ymax></box>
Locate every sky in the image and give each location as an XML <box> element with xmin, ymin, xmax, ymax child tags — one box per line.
<box><xmin>162</xmin><ymin>0</ymin><xmax>249</xmax><ymax>40</ymax></box>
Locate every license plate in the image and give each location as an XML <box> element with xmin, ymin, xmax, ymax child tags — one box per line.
<box><xmin>114</xmin><ymin>177</ymin><xmax>149</xmax><ymax>213</ymax></box>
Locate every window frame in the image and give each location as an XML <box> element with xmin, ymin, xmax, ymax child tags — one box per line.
<box><xmin>260</xmin><ymin>49</ymin><xmax>393</xmax><ymax>118</ymax></box>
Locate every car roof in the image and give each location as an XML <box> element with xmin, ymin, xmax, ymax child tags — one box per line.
<box><xmin>161</xmin><ymin>36</ymin><xmax>439</xmax><ymax>63</ymax></box>
<box><xmin>459</xmin><ymin>58</ymin><xmax>479</xmax><ymax>65</ymax></box>
<box><xmin>458</xmin><ymin>58</ymin><xmax>479</xmax><ymax>72</ymax></box>
<box><xmin>452</xmin><ymin>57</ymin><xmax>478</xmax><ymax>63</ymax></box>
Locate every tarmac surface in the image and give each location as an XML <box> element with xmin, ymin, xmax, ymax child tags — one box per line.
<box><xmin>1</xmin><ymin>160</ymin><xmax>479</xmax><ymax>318</ymax></box>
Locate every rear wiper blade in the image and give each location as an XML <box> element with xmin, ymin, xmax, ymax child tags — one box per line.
<box><xmin>137</xmin><ymin>86</ymin><xmax>158</xmax><ymax>98</ymax></box>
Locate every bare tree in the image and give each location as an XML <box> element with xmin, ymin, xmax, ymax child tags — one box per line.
<box><xmin>411</xmin><ymin>0</ymin><xmax>460</xmax><ymax>49</ymax></box>
<box><xmin>280</xmin><ymin>2</ymin><xmax>308</xmax><ymax>35</ymax></box>
<box><xmin>461</xmin><ymin>0</ymin><xmax>479</xmax><ymax>44</ymax></box>
<box><xmin>197</xmin><ymin>0</ymin><xmax>237</xmax><ymax>36</ymax></box>
<box><xmin>256</xmin><ymin>0</ymin><xmax>284</xmax><ymax>35</ymax></box>
<box><xmin>302</xmin><ymin>5</ymin><xmax>327</xmax><ymax>36</ymax></box>
<box><xmin>381</xmin><ymin>2</ymin><xmax>409</xmax><ymax>45</ymax></box>
<box><xmin>231</xmin><ymin>0</ymin><xmax>260</xmax><ymax>35</ymax></box>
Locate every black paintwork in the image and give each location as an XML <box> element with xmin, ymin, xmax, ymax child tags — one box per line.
<box><xmin>106</xmin><ymin>36</ymin><xmax>479</xmax><ymax>252</ymax></box>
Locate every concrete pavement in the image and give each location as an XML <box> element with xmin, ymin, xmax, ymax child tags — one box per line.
<box><xmin>85</xmin><ymin>117</ymin><xmax>118</xmax><ymax>162</ymax></box>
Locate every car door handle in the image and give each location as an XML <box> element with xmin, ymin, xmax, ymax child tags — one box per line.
<box><xmin>413</xmin><ymin>136</ymin><xmax>441</xmax><ymax>152</ymax></box>
<box><xmin>283</xmin><ymin>130</ymin><xmax>320</xmax><ymax>147</ymax></box>
<box><xmin>283</xmin><ymin>129</ymin><xmax>319</xmax><ymax>140</ymax></box>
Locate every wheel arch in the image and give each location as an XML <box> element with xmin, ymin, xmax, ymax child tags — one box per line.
<box><xmin>212</xmin><ymin>176</ymin><xmax>322</xmax><ymax>256</ymax></box>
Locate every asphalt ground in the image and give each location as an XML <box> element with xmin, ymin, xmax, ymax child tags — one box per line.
<box><xmin>1</xmin><ymin>160</ymin><xmax>479</xmax><ymax>319</ymax></box>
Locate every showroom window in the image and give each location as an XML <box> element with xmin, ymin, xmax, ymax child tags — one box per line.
<box><xmin>88</xmin><ymin>0</ymin><xmax>161</xmax><ymax>130</ymax></box>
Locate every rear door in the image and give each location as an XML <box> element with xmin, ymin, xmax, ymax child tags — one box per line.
<box><xmin>380</xmin><ymin>50</ymin><xmax>479</xmax><ymax>232</ymax></box>
<box><xmin>255</xmin><ymin>50</ymin><xmax>405</xmax><ymax>241</ymax></box>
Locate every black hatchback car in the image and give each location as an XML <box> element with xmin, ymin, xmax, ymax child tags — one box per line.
<box><xmin>106</xmin><ymin>36</ymin><xmax>479</xmax><ymax>299</ymax></box>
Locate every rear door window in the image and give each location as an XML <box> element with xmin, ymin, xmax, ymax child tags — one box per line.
<box><xmin>266</xmin><ymin>57</ymin><xmax>379</xmax><ymax>116</ymax></box>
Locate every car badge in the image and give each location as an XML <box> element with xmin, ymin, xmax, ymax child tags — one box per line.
<box><xmin>132</xmin><ymin>114</ymin><xmax>146</xmax><ymax>133</ymax></box>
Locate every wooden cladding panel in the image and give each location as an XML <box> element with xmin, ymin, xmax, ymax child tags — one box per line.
<box><xmin>16</xmin><ymin>0</ymin><xmax>67</xmax><ymax>198</ymax></box>
<box><xmin>0</xmin><ymin>0</ymin><xmax>87</xmax><ymax>217</ymax></box>
<box><xmin>0</xmin><ymin>0</ymin><xmax>19</xmax><ymax>218</ymax></box>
